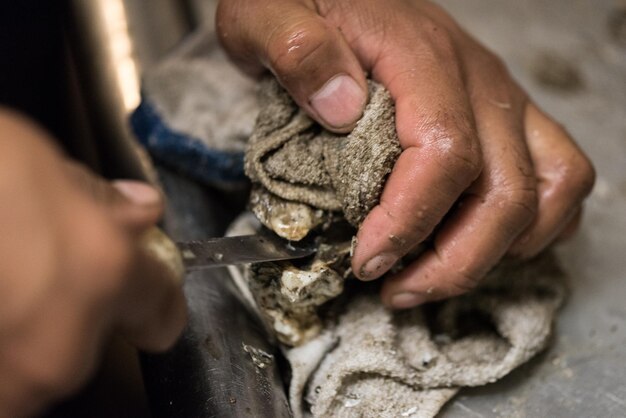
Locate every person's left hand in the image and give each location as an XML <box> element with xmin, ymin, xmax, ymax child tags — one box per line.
<box><xmin>0</xmin><ymin>110</ymin><xmax>187</xmax><ymax>417</ymax></box>
<box><xmin>216</xmin><ymin>0</ymin><xmax>595</xmax><ymax>309</ymax></box>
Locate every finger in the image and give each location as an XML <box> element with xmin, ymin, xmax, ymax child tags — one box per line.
<box><xmin>116</xmin><ymin>243</ymin><xmax>187</xmax><ymax>352</ymax></box>
<box><xmin>62</xmin><ymin>164</ymin><xmax>183</xmax><ymax>350</ymax></box>
<box><xmin>351</xmin><ymin>28</ymin><xmax>483</xmax><ymax>280</ymax></box>
<box><xmin>555</xmin><ymin>207</ymin><xmax>582</xmax><ymax>242</ymax></box>
<box><xmin>217</xmin><ymin>0</ymin><xmax>367</xmax><ymax>132</ymax></box>
<box><xmin>509</xmin><ymin>103</ymin><xmax>595</xmax><ymax>257</ymax></box>
<box><xmin>381</xmin><ymin>68</ymin><xmax>537</xmax><ymax>308</ymax></box>
<box><xmin>63</xmin><ymin>162</ymin><xmax>163</xmax><ymax>231</ymax></box>
<box><xmin>61</xmin><ymin>201</ymin><xmax>185</xmax><ymax>353</ymax></box>
<box><xmin>110</xmin><ymin>180</ymin><xmax>164</xmax><ymax>229</ymax></box>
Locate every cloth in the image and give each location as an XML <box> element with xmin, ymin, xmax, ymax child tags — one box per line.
<box><xmin>245</xmin><ymin>79</ymin><xmax>401</xmax><ymax>229</ymax></box>
<box><xmin>240</xmin><ymin>79</ymin><xmax>567</xmax><ymax>417</ymax></box>
<box><xmin>297</xmin><ymin>256</ymin><xmax>564</xmax><ymax>418</ymax></box>
<box><xmin>131</xmin><ymin>29</ymin><xmax>258</xmax><ymax>188</ymax></box>
<box><xmin>228</xmin><ymin>214</ymin><xmax>565</xmax><ymax>418</ymax></box>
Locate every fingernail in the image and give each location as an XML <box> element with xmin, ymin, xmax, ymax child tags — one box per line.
<box><xmin>310</xmin><ymin>74</ymin><xmax>366</xmax><ymax>130</ymax></box>
<box><xmin>390</xmin><ymin>292</ymin><xmax>425</xmax><ymax>309</ymax></box>
<box><xmin>358</xmin><ymin>253</ymin><xmax>397</xmax><ymax>281</ymax></box>
<box><xmin>112</xmin><ymin>180</ymin><xmax>161</xmax><ymax>206</ymax></box>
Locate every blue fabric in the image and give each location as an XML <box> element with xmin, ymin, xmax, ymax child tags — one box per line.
<box><xmin>131</xmin><ymin>96</ymin><xmax>247</xmax><ymax>185</ymax></box>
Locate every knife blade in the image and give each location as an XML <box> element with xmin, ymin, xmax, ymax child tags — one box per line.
<box><xmin>176</xmin><ymin>232</ymin><xmax>316</xmax><ymax>270</ymax></box>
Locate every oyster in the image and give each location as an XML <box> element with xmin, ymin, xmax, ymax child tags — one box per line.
<box><xmin>248</xmin><ymin>239</ymin><xmax>351</xmax><ymax>346</ymax></box>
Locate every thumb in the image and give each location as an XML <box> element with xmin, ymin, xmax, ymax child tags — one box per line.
<box><xmin>63</xmin><ymin>161</ymin><xmax>164</xmax><ymax>231</ymax></box>
<box><xmin>217</xmin><ymin>0</ymin><xmax>368</xmax><ymax>132</ymax></box>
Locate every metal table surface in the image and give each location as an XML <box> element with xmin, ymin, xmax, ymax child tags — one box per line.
<box><xmin>142</xmin><ymin>0</ymin><xmax>626</xmax><ymax>416</ymax></box>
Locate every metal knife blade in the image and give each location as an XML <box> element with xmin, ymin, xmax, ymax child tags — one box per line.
<box><xmin>177</xmin><ymin>233</ymin><xmax>316</xmax><ymax>270</ymax></box>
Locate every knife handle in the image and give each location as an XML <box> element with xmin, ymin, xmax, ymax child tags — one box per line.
<box><xmin>140</xmin><ymin>227</ymin><xmax>185</xmax><ymax>284</ymax></box>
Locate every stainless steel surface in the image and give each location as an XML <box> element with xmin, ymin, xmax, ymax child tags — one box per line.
<box><xmin>178</xmin><ymin>234</ymin><xmax>315</xmax><ymax>270</ymax></box>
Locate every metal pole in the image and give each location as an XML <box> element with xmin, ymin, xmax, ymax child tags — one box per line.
<box><xmin>64</xmin><ymin>0</ymin><xmax>192</xmax><ymax>179</ymax></box>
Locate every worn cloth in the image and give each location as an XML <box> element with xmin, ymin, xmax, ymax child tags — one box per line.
<box><xmin>240</xmin><ymin>79</ymin><xmax>567</xmax><ymax>417</ymax></box>
<box><xmin>294</xmin><ymin>256</ymin><xmax>564</xmax><ymax>418</ymax></box>
<box><xmin>131</xmin><ymin>29</ymin><xmax>257</xmax><ymax>187</ymax></box>
<box><xmin>227</xmin><ymin>213</ymin><xmax>566</xmax><ymax>418</ymax></box>
<box><xmin>245</xmin><ymin>79</ymin><xmax>401</xmax><ymax>229</ymax></box>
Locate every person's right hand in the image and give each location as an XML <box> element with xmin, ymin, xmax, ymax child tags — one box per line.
<box><xmin>217</xmin><ymin>0</ymin><xmax>595</xmax><ymax>309</ymax></box>
<box><xmin>0</xmin><ymin>110</ymin><xmax>187</xmax><ymax>418</ymax></box>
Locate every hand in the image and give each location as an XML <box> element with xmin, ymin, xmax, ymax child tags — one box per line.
<box><xmin>0</xmin><ymin>110</ymin><xmax>186</xmax><ymax>417</ymax></box>
<box><xmin>217</xmin><ymin>0</ymin><xmax>595</xmax><ymax>308</ymax></box>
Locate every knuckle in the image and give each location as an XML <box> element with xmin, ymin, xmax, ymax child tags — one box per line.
<box><xmin>267</xmin><ymin>19</ymin><xmax>329</xmax><ymax>76</ymax></box>
<box><xmin>378</xmin><ymin>198</ymin><xmax>434</xmax><ymax>240</ymax></box>
<box><xmin>423</xmin><ymin>128</ymin><xmax>483</xmax><ymax>183</ymax></box>
<box><xmin>559</xmin><ymin>152</ymin><xmax>596</xmax><ymax>199</ymax></box>
<box><xmin>433</xmin><ymin>249</ymin><xmax>483</xmax><ymax>296</ymax></box>
<box><xmin>450</xmin><ymin>277</ymin><xmax>478</xmax><ymax>295</ymax></box>
<box><xmin>430</xmin><ymin>29</ymin><xmax>457</xmax><ymax>60</ymax></box>
<box><xmin>496</xmin><ymin>179</ymin><xmax>539</xmax><ymax>222</ymax></box>
<box><xmin>454</xmin><ymin>260</ymin><xmax>483</xmax><ymax>289</ymax></box>
<box><xmin>443</xmin><ymin>143</ymin><xmax>483</xmax><ymax>180</ymax></box>
<box><xmin>415</xmin><ymin>16</ymin><xmax>457</xmax><ymax>59</ymax></box>
<box><xmin>447</xmin><ymin>265</ymin><xmax>482</xmax><ymax>295</ymax></box>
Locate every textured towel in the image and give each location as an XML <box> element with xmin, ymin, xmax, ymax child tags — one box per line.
<box><xmin>228</xmin><ymin>214</ymin><xmax>565</xmax><ymax>418</ymax></box>
<box><xmin>240</xmin><ymin>78</ymin><xmax>567</xmax><ymax>417</ymax></box>
<box><xmin>299</xmin><ymin>256</ymin><xmax>565</xmax><ymax>418</ymax></box>
<box><xmin>245</xmin><ymin>79</ymin><xmax>401</xmax><ymax>229</ymax></box>
<box><xmin>133</xmin><ymin>24</ymin><xmax>567</xmax><ymax>418</ymax></box>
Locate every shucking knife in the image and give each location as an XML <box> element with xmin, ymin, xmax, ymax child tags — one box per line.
<box><xmin>141</xmin><ymin>228</ymin><xmax>316</xmax><ymax>280</ymax></box>
<box><xmin>177</xmin><ymin>231</ymin><xmax>316</xmax><ymax>270</ymax></box>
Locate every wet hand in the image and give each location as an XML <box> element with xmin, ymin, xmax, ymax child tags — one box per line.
<box><xmin>217</xmin><ymin>0</ymin><xmax>595</xmax><ymax>308</ymax></box>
